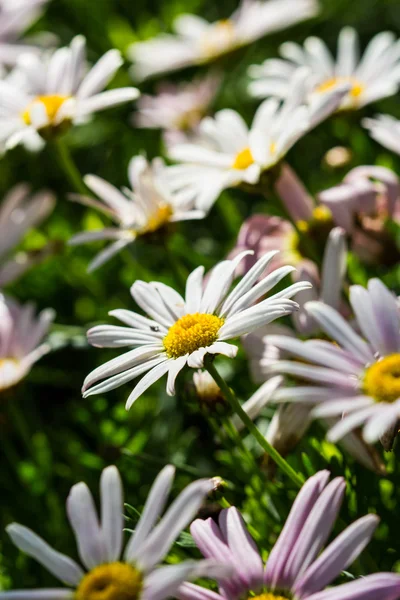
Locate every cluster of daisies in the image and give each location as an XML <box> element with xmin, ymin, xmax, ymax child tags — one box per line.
<box><xmin>2</xmin><ymin>0</ymin><xmax>400</xmax><ymax>597</ymax></box>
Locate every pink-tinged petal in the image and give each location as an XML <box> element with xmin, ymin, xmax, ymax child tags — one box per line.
<box><xmin>142</xmin><ymin>563</ymin><xmax>207</xmax><ymax>600</ymax></box>
<box><xmin>283</xmin><ymin>477</ymin><xmax>346</xmax><ymax>586</ymax></box>
<box><xmin>0</xmin><ymin>592</ymin><xmax>74</xmax><ymax>600</ymax></box>
<box><xmin>306</xmin><ymin>573</ymin><xmax>400</xmax><ymax>600</ymax></box>
<box><xmin>177</xmin><ymin>583</ymin><xmax>224</xmax><ymax>600</ymax></box>
<box><xmin>264</xmin><ymin>471</ymin><xmax>330</xmax><ymax>590</ymax></box>
<box><xmin>274</xmin><ymin>163</ymin><xmax>314</xmax><ymax>222</ymax></box>
<box><xmin>294</xmin><ymin>514</ymin><xmax>379</xmax><ymax>597</ymax></box>
<box><xmin>368</xmin><ymin>278</ymin><xmax>400</xmax><ymax>355</ymax></box>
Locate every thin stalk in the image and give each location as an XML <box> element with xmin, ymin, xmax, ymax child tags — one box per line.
<box><xmin>204</xmin><ymin>357</ymin><xmax>304</xmax><ymax>488</ymax></box>
<box><xmin>53</xmin><ymin>138</ymin><xmax>88</xmax><ymax>196</ymax></box>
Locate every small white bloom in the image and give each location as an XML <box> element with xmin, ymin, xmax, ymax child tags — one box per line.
<box><xmin>129</xmin><ymin>0</ymin><xmax>318</xmax><ymax>80</ymax></box>
<box><xmin>83</xmin><ymin>251</ymin><xmax>311</xmax><ymax>408</ymax></box>
<box><xmin>0</xmin><ymin>35</ymin><xmax>139</xmax><ymax>151</ymax></box>
<box><xmin>165</xmin><ymin>69</ymin><xmax>347</xmax><ymax>213</ymax></box>
<box><xmin>0</xmin><ymin>183</ymin><xmax>55</xmax><ymax>286</ymax></box>
<box><xmin>0</xmin><ymin>294</ymin><xmax>54</xmax><ymax>391</ymax></box>
<box><xmin>69</xmin><ymin>156</ymin><xmax>205</xmax><ymax>272</ymax></box>
<box><xmin>249</xmin><ymin>27</ymin><xmax>400</xmax><ymax>111</ymax></box>
<box><xmin>0</xmin><ymin>0</ymin><xmax>49</xmax><ymax>71</ymax></box>
<box><xmin>364</xmin><ymin>114</ymin><xmax>400</xmax><ymax>156</ymax></box>
<box><xmin>0</xmin><ymin>465</ymin><xmax>226</xmax><ymax>600</ymax></box>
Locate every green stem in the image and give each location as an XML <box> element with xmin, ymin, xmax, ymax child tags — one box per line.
<box><xmin>204</xmin><ymin>357</ymin><xmax>304</xmax><ymax>488</ymax></box>
<box><xmin>53</xmin><ymin>138</ymin><xmax>88</xmax><ymax>196</ymax></box>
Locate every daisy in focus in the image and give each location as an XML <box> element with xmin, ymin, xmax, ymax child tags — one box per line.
<box><xmin>249</xmin><ymin>27</ymin><xmax>400</xmax><ymax>111</ymax></box>
<box><xmin>266</xmin><ymin>277</ymin><xmax>400</xmax><ymax>446</ymax></box>
<box><xmin>0</xmin><ymin>464</ymin><xmax>225</xmax><ymax>600</ymax></box>
<box><xmin>82</xmin><ymin>251</ymin><xmax>311</xmax><ymax>408</ymax></box>
<box><xmin>364</xmin><ymin>114</ymin><xmax>400</xmax><ymax>156</ymax></box>
<box><xmin>0</xmin><ymin>35</ymin><xmax>139</xmax><ymax>151</ymax></box>
<box><xmin>0</xmin><ymin>183</ymin><xmax>55</xmax><ymax>286</ymax></box>
<box><xmin>166</xmin><ymin>70</ymin><xmax>348</xmax><ymax>213</ymax></box>
<box><xmin>128</xmin><ymin>0</ymin><xmax>318</xmax><ymax>81</ymax></box>
<box><xmin>69</xmin><ymin>156</ymin><xmax>205</xmax><ymax>272</ymax></box>
<box><xmin>134</xmin><ymin>75</ymin><xmax>220</xmax><ymax>143</ymax></box>
<box><xmin>0</xmin><ymin>0</ymin><xmax>49</xmax><ymax>71</ymax></box>
<box><xmin>178</xmin><ymin>471</ymin><xmax>400</xmax><ymax>600</ymax></box>
<box><xmin>0</xmin><ymin>294</ymin><xmax>54</xmax><ymax>391</ymax></box>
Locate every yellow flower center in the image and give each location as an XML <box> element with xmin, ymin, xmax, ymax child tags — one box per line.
<box><xmin>76</xmin><ymin>563</ymin><xmax>142</xmax><ymax>600</ymax></box>
<box><xmin>200</xmin><ymin>19</ymin><xmax>236</xmax><ymax>58</ymax></box>
<box><xmin>363</xmin><ymin>354</ymin><xmax>400</xmax><ymax>404</ymax></box>
<box><xmin>315</xmin><ymin>77</ymin><xmax>365</xmax><ymax>101</ymax></box>
<box><xmin>163</xmin><ymin>313</ymin><xmax>225</xmax><ymax>358</ymax></box>
<box><xmin>22</xmin><ymin>95</ymin><xmax>71</xmax><ymax>125</ymax></box>
<box><xmin>0</xmin><ymin>358</ymin><xmax>24</xmax><ymax>392</ymax></box>
<box><xmin>139</xmin><ymin>204</ymin><xmax>173</xmax><ymax>235</ymax></box>
<box><xmin>251</xmin><ymin>594</ymin><xmax>290</xmax><ymax>600</ymax></box>
<box><xmin>232</xmin><ymin>147</ymin><xmax>254</xmax><ymax>170</ymax></box>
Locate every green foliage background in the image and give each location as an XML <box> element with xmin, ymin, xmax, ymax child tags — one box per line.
<box><xmin>1</xmin><ymin>0</ymin><xmax>400</xmax><ymax>589</ymax></box>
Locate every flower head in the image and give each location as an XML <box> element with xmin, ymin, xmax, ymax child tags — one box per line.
<box><xmin>249</xmin><ymin>27</ymin><xmax>400</xmax><ymax>111</ymax></box>
<box><xmin>82</xmin><ymin>251</ymin><xmax>311</xmax><ymax>408</ymax></box>
<box><xmin>0</xmin><ymin>183</ymin><xmax>55</xmax><ymax>286</ymax></box>
<box><xmin>166</xmin><ymin>71</ymin><xmax>347</xmax><ymax>213</ymax></box>
<box><xmin>0</xmin><ymin>36</ymin><xmax>139</xmax><ymax>151</ymax></box>
<box><xmin>267</xmin><ymin>277</ymin><xmax>400</xmax><ymax>445</ymax></box>
<box><xmin>129</xmin><ymin>0</ymin><xmax>318</xmax><ymax>81</ymax></box>
<box><xmin>178</xmin><ymin>471</ymin><xmax>400</xmax><ymax>600</ymax></box>
<box><xmin>69</xmin><ymin>156</ymin><xmax>204</xmax><ymax>272</ymax></box>
<box><xmin>0</xmin><ymin>294</ymin><xmax>53</xmax><ymax>391</ymax></box>
<box><xmin>0</xmin><ymin>465</ymin><xmax>224</xmax><ymax>600</ymax></box>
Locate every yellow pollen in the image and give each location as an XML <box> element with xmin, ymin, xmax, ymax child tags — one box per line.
<box><xmin>315</xmin><ymin>77</ymin><xmax>365</xmax><ymax>101</ymax></box>
<box><xmin>140</xmin><ymin>204</ymin><xmax>173</xmax><ymax>235</ymax></box>
<box><xmin>76</xmin><ymin>562</ymin><xmax>142</xmax><ymax>600</ymax></box>
<box><xmin>363</xmin><ymin>354</ymin><xmax>400</xmax><ymax>404</ymax></box>
<box><xmin>163</xmin><ymin>313</ymin><xmax>225</xmax><ymax>358</ymax></box>
<box><xmin>232</xmin><ymin>147</ymin><xmax>254</xmax><ymax>170</ymax></box>
<box><xmin>250</xmin><ymin>594</ymin><xmax>290</xmax><ymax>600</ymax></box>
<box><xmin>312</xmin><ymin>205</ymin><xmax>332</xmax><ymax>223</ymax></box>
<box><xmin>22</xmin><ymin>95</ymin><xmax>70</xmax><ymax>125</ymax></box>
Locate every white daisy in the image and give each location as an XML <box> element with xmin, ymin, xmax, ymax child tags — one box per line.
<box><xmin>0</xmin><ymin>0</ymin><xmax>49</xmax><ymax>71</ymax></box>
<box><xmin>82</xmin><ymin>251</ymin><xmax>311</xmax><ymax>409</ymax></box>
<box><xmin>0</xmin><ymin>183</ymin><xmax>55</xmax><ymax>286</ymax></box>
<box><xmin>166</xmin><ymin>69</ymin><xmax>348</xmax><ymax>213</ymax></box>
<box><xmin>0</xmin><ymin>294</ymin><xmax>54</xmax><ymax>391</ymax></box>
<box><xmin>128</xmin><ymin>0</ymin><xmax>318</xmax><ymax>81</ymax></box>
<box><xmin>0</xmin><ymin>464</ymin><xmax>226</xmax><ymax>600</ymax></box>
<box><xmin>69</xmin><ymin>155</ymin><xmax>205</xmax><ymax>272</ymax></box>
<box><xmin>249</xmin><ymin>27</ymin><xmax>400</xmax><ymax>110</ymax></box>
<box><xmin>266</xmin><ymin>277</ymin><xmax>400</xmax><ymax>445</ymax></box>
<box><xmin>364</xmin><ymin>114</ymin><xmax>400</xmax><ymax>156</ymax></box>
<box><xmin>0</xmin><ymin>35</ymin><xmax>139</xmax><ymax>151</ymax></box>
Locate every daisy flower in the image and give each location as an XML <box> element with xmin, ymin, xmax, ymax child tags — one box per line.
<box><xmin>0</xmin><ymin>464</ymin><xmax>226</xmax><ymax>600</ymax></box>
<box><xmin>0</xmin><ymin>0</ymin><xmax>49</xmax><ymax>71</ymax></box>
<box><xmin>134</xmin><ymin>75</ymin><xmax>220</xmax><ymax>142</ymax></box>
<box><xmin>128</xmin><ymin>0</ymin><xmax>318</xmax><ymax>81</ymax></box>
<box><xmin>249</xmin><ymin>27</ymin><xmax>400</xmax><ymax>111</ymax></box>
<box><xmin>364</xmin><ymin>114</ymin><xmax>400</xmax><ymax>156</ymax></box>
<box><xmin>0</xmin><ymin>294</ymin><xmax>54</xmax><ymax>391</ymax></box>
<box><xmin>0</xmin><ymin>35</ymin><xmax>139</xmax><ymax>151</ymax></box>
<box><xmin>166</xmin><ymin>71</ymin><xmax>348</xmax><ymax>213</ymax></box>
<box><xmin>266</xmin><ymin>277</ymin><xmax>400</xmax><ymax>445</ymax></box>
<box><xmin>69</xmin><ymin>156</ymin><xmax>205</xmax><ymax>272</ymax></box>
<box><xmin>178</xmin><ymin>471</ymin><xmax>400</xmax><ymax>600</ymax></box>
<box><xmin>82</xmin><ymin>251</ymin><xmax>311</xmax><ymax>408</ymax></box>
<box><xmin>0</xmin><ymin>183</ymin><xmax>55</xmax><ymax>286</ymax></box>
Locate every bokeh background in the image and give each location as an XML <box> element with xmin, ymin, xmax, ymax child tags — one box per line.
<box><xmin>2</xmin><ymin>0</ymin><xmax>400</xmax><ymax>588</ymax></box>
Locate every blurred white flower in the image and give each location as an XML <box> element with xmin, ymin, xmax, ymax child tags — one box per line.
<box><xmin>82</xmin><ymin>251</ymin><xmax>311</xmax><ymax>408</ymax></box>
<box><xmin>0</xmin><ymin>35</ymin><xmax>139</xmax><ymax>151</ymax></box>
<box><xmin>134</xmin><ymin>75</ymin><xmax>220</xmax><ymax>142</ymax></box>
<box><xmin>0</xmin><ymin>464</ymin><xmax>226</xmax><ymax>600</ymax></box>
<box><xmin>0</xmin><ymin>294</ymin><xmax>54</xmax><ymax>391</ymax></box>
<box><xmin>249</xmin><ymin>27</ymin><xmax>400</xmax><ymax>110</ymax></box>
<box><xmin>0</xmin><ymin>0</ymin><xmax>49</xmax><ymax>71</ymax></box>
<box><xmin>129</xmin><ymin>0</ymin><xmax>318</xmax><ymax>80</ymax></box>
<box><xmin>364</xmin><ymin>114</ymin><xmax>400</xmax><ymax>156</ymax></box>
<box><xmin>69</xmin><ymin>156</ymin><xmax>205</xmax><ymax>272</ymax></box>
<box><xmin>165</xmin><ymin>70</ymin><xmax>347</xmax><ymax>213</ymax></box>
<box><xmin>0</xmin><ymin>183</ymin><xmax>55</xmax><ymax>286</ymax></box>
